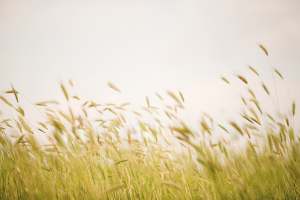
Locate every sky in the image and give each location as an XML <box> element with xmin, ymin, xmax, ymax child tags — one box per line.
<box><xmin>1</xmin><ymin>0</ymin><xmax>300</xmax><ymax>138</ymax></box>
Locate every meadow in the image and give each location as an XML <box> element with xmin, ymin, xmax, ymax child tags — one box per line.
<box><xmin>0</xmin><ymin>45</ymin><xmax>299</xmax><ymax>199</ymax></box>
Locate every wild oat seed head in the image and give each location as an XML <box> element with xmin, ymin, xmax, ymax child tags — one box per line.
<box><xmin>60</xmin><ymin>83</ymin><xmax>69</xmax><ymax>101</ymax></box>
<box><xmin>274</xmin><ymin>69</ymin><xmax>283</xmax><ymax>79</ymax></box>
<box><xmin>179</xmin><ymin>91</ymin><xmax>184</xmax><ymax>102</ymax></box>
<box><xmin>235</xmin><ymin>75</ymin><xmax>248</xmax><ymax>84</ymax></box>
<box><xmin>248</xmin><ymin>66</ymin><xmax>259</xmax><ymax>76</ymax></box>
<box><xmin>259</xmin><ymin>44</ymin><xmax>268</xmax><ymax>56</ymax></box>
<box><xmin>262</xmin><ymin>83</ymin><xmax>270</xmax><ymax>95</ymax></box>
<box><xmin>292</xmin><ymin>102</ymin><xmax>295</xmax><ymax>116</ymax></box>
<box><xmin>146</xmin><ymin>96</ymin><xmax>150</xmax><ymax>108</ymax></box>
<box><xmin>69</xmin><ymin>79</ymin><xmax>73</xmax><ymax>87</ymax></box>
<box><xmin>108</xmin><ymin>82</ymin><xmax>121</xmax><ymax>93</ymax></box>
<box><xmin>221</xmin><ymin>77</ymin><xmax>230</xmax><ymax>84</ymax></box>
<box><xmin>0</xmin><ymin>95</ymin><xmax>13</xmax><ymax>107</ymax></box>
<box><xmin>10</xmin><ymin>82</ymin><xmax>18</xmax><ymax>103</ymax></box>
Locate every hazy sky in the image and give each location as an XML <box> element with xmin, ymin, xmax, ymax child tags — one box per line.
<box><xmin>1</xmin><ymin>0</ymin><xmax>300</xmax><ymax>129</ymax></box>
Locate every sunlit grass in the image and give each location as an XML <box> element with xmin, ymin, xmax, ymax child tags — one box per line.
<box><xmin>0</xmin><ymin>45</ymin><xmax>299</xmax><ymax>199</ymax></box>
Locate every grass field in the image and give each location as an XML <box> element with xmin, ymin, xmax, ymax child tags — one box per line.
<box><xmin>0</xmin><ymin>45</ymin><xmax>299</xmax><ymax>199</ymax></box>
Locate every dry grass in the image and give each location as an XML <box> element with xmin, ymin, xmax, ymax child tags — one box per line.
<box><xmin>0</xmin><ymin>46</ymin><xmax>299</xmax><ymax>199</ymax></box>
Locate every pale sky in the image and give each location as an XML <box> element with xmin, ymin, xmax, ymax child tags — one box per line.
<box><xmin>1</xmin><ymin>0</ymin><xmax>300</xmax><ymax>136</ymax></box>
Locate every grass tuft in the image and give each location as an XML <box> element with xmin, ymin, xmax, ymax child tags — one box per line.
<box><xmin>0</xmin><ymin>46</ymin><xmax>299</xmax><ymax>199</ymax></box>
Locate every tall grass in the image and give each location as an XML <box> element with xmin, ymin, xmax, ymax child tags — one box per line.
<box><xmin>0</xmin><ymin>46</ymin><xmax>299</xmax><ymax>199</ymax></box>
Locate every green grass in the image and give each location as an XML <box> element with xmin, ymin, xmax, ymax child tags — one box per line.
<box><xmin>0</xmin><ymin>46</ymin><xmax>299</xmax><ymax>199</ymax></box>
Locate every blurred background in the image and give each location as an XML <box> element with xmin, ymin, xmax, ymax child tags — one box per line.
<box><xmin>1</xmin><ymin>0</ymin><xmax>300</xmax><ymax>133</ymax></box>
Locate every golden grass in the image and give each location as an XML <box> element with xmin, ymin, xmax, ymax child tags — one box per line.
<box><xmin>0</xmin><ymin>45</ymin><xmax>299</xmax><ymax>199</ymax></box>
